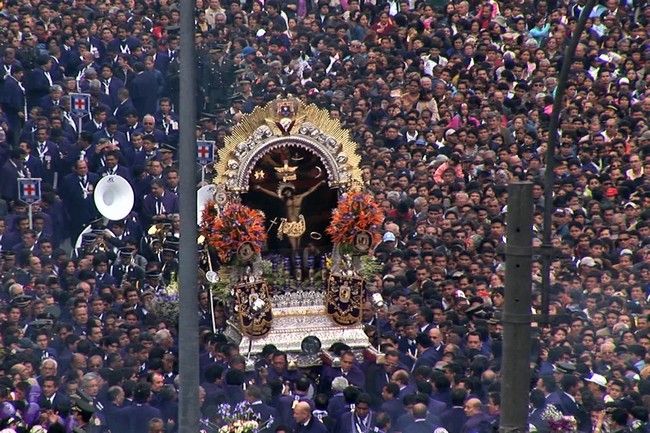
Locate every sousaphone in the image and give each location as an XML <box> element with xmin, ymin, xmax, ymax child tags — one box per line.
<box><xmin>73</xmin><ymin>175</ymin><xmax>135</xmax><ymax>257</ymax></box>
<box><xmin>197</xmin><ymin>184</ymin><xmax>217</xmax><ymax>224</ymax></box>
<box><xmin>94</xmin><ymin>175</ymin><xmax>135</xmax><ymax>221</ymax></box>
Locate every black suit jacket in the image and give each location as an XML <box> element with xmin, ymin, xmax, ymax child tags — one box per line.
<box><xmin>380</xmin><ymin>398</ymin><xmax>404</xmax><ymax>424</ymax></box>
<box><xmin>39</xmin><ymin>96</ymin><xmax>64</xmax><ymax>116</ymax></box>
<box><xmin>403</xmin><ymin>419</ymin><xmax>439</xmax><ymax>433</ymax></box>
<box><xmin>130</xmin><ymin>70</ymin><xmax>160</xmax><ymax>117</ymax></box>
<box><xmin>295</xmin><ymin>417</ymin><xmax>328</xmax><ymax>433</ymax></box>
<box><xmin>461</xmin><ymin>412</ymin><xmax>492</xmax><ymax>433</ymax></box>
<box><xmin>335</xmin><ymin>411</ymin><xmax>378</xmax><ymax>433</ymax></box>
<box><xmin>32</xmin><ymin>140</ymin><xmax>61</xmax><ymax>186</ymax></box>
<box><xmin>100</xmin><ymin>77</ymin><xmax>124</xmax><ymax>106</ymax></box>
<box><xmin>0</xmin><ymin>160</ymin><xmax>25</xmax><ymax>202</ymax></box>
<box><xmin>529</xmin><ymin>407</ymin><xmax>550</xmax><ymax>433</ymax></box>
<box><xmin>92</xmin><ymin>129</ymin><xmax>128</xmax><ymax>148</ymax></box>
<box><xmin>83</xmin><ymin>120</ymin><xmax>105</xmax><ymax>135</ymax></box>
<box><xmin>38</xmin><ymin>392</ymin><xmax>71</xmax><ymax>417</ymax></box>
<box><xmin>113</xmin><ymin>99</ymin><xmax>137</xmax><ymax>125</ymax></box>
<box><xmin>141</xmin><ymin>192</ymin><xmax>178</xmax><ymax>226</ymax></box>
<box><xmin>154</xmin><ymin>51</ymin><xmax>172</xmax><ymax>76</ymax></box>
<box><xmin>249</xmin><ymin>402</ymin><xmax>278</xmax><ymax>423</ymax></box>
<box><xmin>99</xmin><ymin>164</ymin><xmax>132</xmax><ymax>183</ymax></box>
<box><xmin>113</xmin><ymin>68</ymin><xmax>135</xmax><ymax>87</ymax></box>
<box><xmin>123</xmin><ymin>402</ymin><xmax>161</xmax><ymax>433</ymax></box>
<box><xmin>26</xmin><ymin>68</ymin><xmax>52</xmax><ymax>109</ymax></box>
<box><xmin>1</xmin><ymin>76</ymin><xmax>25</xmax><ymax>133</ymax></box>
<box><xmin>554</xmin><ymin>392</ymin><xmax>590</xmax><ymax>432</ymax></box>
<box><xmin>59</xmin><ymin>172</ymin><xmax>100</xmax><ymax>229</ymax></box>
<box><xmin>365</xmin><ymin>363</ymin><xmax>391</xmax><ymax>409</ymax></box>
<box><xmin>59</xmin><ymin>45</ymin><xmax>79</xmax><ymax>73</ymax></box>
<box><xmin>0</xmin><ymin>234</ymin><xmax>14</xmax><ymax>252</ymax></box>
<box><xmin>49</xmin><ymin>55</ymin><xmax>64</xmax><ymax>83</ymax></box>
<box><xmin>104</xmin><ymin>402</ymin><xmax>129</xmax><ymax>433</ymax></box>
<box><xmin>442</xmin><ymin>407</ymin><xmax>468</xmax><ymax>433</ymax></box>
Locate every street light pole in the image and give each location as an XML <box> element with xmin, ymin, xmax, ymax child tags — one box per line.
<box><xmin>178</xmin><ymin>1</ymin><xmax>200</xmax><ymax>432</ymax></box>
<box><xmin>500</xmin><ymin>182</ymin><xmax>533</xmax><ymax>433</ymax></box>
<box><xmin>540</xmin><ymin>0</ymin><xmax>597</xmax><ymax>322</ymax></box>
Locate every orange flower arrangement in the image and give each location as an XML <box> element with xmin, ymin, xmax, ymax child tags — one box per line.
<box><xmin>200</xmin><ymin>200</ymin><xmax>219</xmax><ymax>238</ymax></box>
<box><xmin>201</xmin><ymin>202</ymin><xmax>267</xmax><ymax>263</ymax></box>
<box><xmin>326</xmin><ymin>191</ymin><xmax>384</xmax><ymax>246</ymax></box>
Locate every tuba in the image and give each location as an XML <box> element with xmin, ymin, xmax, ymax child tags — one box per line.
<box><xmin>197</xmin><ymin>184</ymin><xmax>217</xmax><ymax>225</ymax></box>
<box><xmin>71</xmin><ymin>175</ymin><xmax>135</xmax><ymax>258</ymax></box>
<box><xmin>93</xmin><ymin>175</ymin><xmax>135</xmax><ymax>221</ymax></box>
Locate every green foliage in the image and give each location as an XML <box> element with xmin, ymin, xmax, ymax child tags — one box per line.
<box><xmin>359</xmin><ymin>256</ymin><xmax>382</xmax><ymax>282</ymax></box>
<box><xmin>212</xmin><ymin>267</ymin><xmax>233</xmax><ymax>301</ymax></box>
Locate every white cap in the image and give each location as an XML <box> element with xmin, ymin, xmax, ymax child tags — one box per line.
<box><xmin>597</xmin><ymin>54</ymin><xmax>611</xmax><ymax>63</ymax></box>
<box><xmin>585</xmin><ymin>373</ymin><xmax>607</xmax><ymax>388</ymax></box>
<box><xmin>579</xmin><ymin>257</ymin><xmax>596</xmax><ymax>267</ymax></box>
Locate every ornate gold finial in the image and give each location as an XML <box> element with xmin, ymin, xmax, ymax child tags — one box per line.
<box><xmin>274</xmin><ymin>160</ymin><xmax>298</xmax><ymax>182</ymax></box>
<box><xmin>214</xmin><ymin>98</ymin><xmax>363</xmax><ymax>190</ymax></box>
<box><xmin>274</xmin><ymin>97</ymin><xmax>299</xmax><ymax>118</ymax></box>
<box><xmin>265</xmin><ymin>97</ymin><xmax>304</xmax><ymax>135</ymax></box>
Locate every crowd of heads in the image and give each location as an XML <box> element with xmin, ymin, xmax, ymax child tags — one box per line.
<box><xmin>0</xmin><ymin>0</ymin><xmax>649</xmax><ymax>432</ymax></box>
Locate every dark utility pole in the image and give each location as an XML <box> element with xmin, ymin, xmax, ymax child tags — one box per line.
<box><xmin>178</xmin><ymin>1</ymin><xmax>200</xmax><ymax>432</ymax></box>
<box><xmin>500</xmin><ymin>182</ymin><xmax>533</xmax><ymax>433</ymax></box>
<box><xmin>540</xmin><ymin>0</ymin><xmax>597</xmax><ymax>321</ymax></box>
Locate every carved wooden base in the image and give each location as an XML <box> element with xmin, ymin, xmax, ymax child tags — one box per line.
<box><xmin>238</xmin><ymin>304</ymin><xmax>369</xmax><ymax>354</ymax></box>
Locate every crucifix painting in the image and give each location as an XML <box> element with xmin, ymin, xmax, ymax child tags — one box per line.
<box><xmin>244</xmin><ymin>146</ymin><xmax>337</xmax><ymax>256</ymax></box>
<box><xmin>254</xmin><ymin>179</ymin><xmax>325</xmax><ymax>254</ymax></box>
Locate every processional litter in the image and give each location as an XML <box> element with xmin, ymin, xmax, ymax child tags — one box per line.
<box><xmin>201</xmin><ymin>97</ymin><xmax>385</xmax><ymax>362</ymax></box>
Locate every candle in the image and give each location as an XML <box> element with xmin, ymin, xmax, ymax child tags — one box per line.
<box><xmin>283</xmin><ymin>257</ymin><xmax>291</xmax><ymax>275</ymax></box>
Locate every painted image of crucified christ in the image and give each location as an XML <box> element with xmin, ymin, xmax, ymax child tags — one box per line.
<box><xmin>254</xmin><ymin>179</ymin><xmax>325</xmax><ymax>253</ymax></box>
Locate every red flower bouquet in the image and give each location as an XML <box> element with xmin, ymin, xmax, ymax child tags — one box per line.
<box><xmin>326</xmin><ymin>191</ymin><xmax>384</xmax><ymax>247</ymax></box>
<box><xmin>201</xmin><ymin>202</ymin><xmax>267</xmax><ymax>263</ymax></box>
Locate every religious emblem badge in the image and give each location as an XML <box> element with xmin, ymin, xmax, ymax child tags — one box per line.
<box><xmin>237</xmin><ymin>241</ymin><xmax>256</xmax><ymax>263</ymax></box>
<box><xmin>234</xmin><ymin>281</ymin><xmax>273</xmax><ymax>337</ymax></box>
<box><xmin>276</xmin><ymin>99</ymin><xmax>297</xmax><ymax>118</ymax></box>
<box><xmin>214</xmin><ymin>184</ymin><xmax>228</xmax><ymax>206</ymax></box>
<box><xmin>353</xmin><ymin>230</ymin><xmax>373</xmax><ymax>254</ymax></box>
<box><xmin>326</xmin><ymin>273</ymin><xmax>364</xmax><ymax>325</ymax></box>
<box><xmin>267</xmin><ymin>98</ymin><xmax>303</xmax><ymax>135</ymax></box>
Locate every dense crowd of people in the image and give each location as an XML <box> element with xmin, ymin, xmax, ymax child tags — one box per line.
<box><xmin>0</xmin><ymin>0</ymin><xmax>649</xmax><ymax>432</ymax></box>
